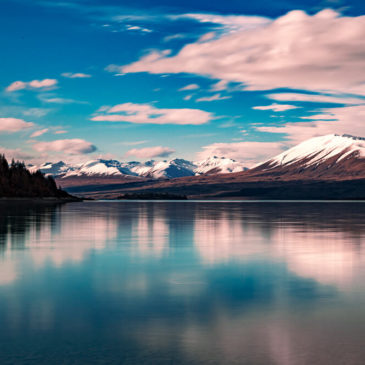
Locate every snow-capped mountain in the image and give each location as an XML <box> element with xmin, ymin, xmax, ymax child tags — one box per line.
<box><xmin>62</xmin><ymin>160</ymin><xmax>136</xmax><ymax>178</ymax></box>
<box><xmin>29</xmin><ymin>156</ymin><xmax>246</xmax><ymax>180</ymax></box>
<box><xmin>28</xmin><ymin>161</ymin><xmax>72</xmax><ymax>176</ymax></box>
<box><xmin>132</xmin><ymin>159</ymin><xmax>197</xmax><ymax>179</ymax></box>
<box><xmin>195</xmin><ymin>156</ymin><xmax>247</xmax><ymax>175</ymax></box>
<box><xmin>251</xmin><ymin>134</ymin><xmax>365</xmax><ymax>179</ymax></box>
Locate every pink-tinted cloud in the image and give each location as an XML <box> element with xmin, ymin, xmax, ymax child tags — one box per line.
<box><xmin>61</xmin><ymin>72</ymin><xmax>91</xmax><ymax>78</ymax></box>
<box><xmin>268</xmin><ymin>93</ymin><xmax>365</xmax><ymax>105</ymax></box>
<box><xmin>0</xmin><ymin>118</ymin><xmax>34</xmax><ymax>132</ymax></box>
<box><xmin>179</xmin><ymin>84</ymin><xmax>200</xmax><ymax>91</ymax></box>
<box><xmin>119</xmin><ymin>10</ymin><xmax>365</xmax><ymax>96</ymax></box>
<box><xmin>255</xmin><ymin>105</ymin><xmax>365</xmax><ymax>144</ymax></box>
<box><xmin>91</xmin><ymin>102</ymin><xmax>213</xmax><ymax>125</ymax></box>
<box><xmin>33</xmin><ymin>139</ymin><xmax>97</xmax><ymax>155</ymax></box>
<box><xmin>196</xmin><ymin>94</ymin><xmax>231</xmax><ymax>102</ymax></box>
<box><xmin>6</xmin><ymin>79</ymin><xmax>58</xmax><ymax>92</ymax></box>
<box><xmin>253</xmin><ymin>103</ymin><xmax>299</xmax><ymax>112</ymax></box>
<box><xmin>126</xmin><ymin>146</ymin><xmax>175</xmax><ymax>159</ymax></box>
<box><xmin>5</xmin><ymin>81</ymin><xmax>27</xmax><ymax>92</ymax></box>
<box><xmin>30</xmin><ymin>128</ymin><xmax>49</xmax><ymax>138</ymax></box>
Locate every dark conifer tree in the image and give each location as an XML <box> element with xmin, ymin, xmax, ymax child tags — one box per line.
<box><xmin>0</xmin><ymin>155</ymin><xmax>72</xmax><ymax>198</ymax></box>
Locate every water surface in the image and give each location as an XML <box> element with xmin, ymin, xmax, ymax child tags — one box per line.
<box><xmin>1</xmin><ymin>201</ymin><xmax>365</xmax><ymax>364</ymax></box>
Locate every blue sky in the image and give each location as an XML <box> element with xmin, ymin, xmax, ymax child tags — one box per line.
<box><xmin>0</xmin><ymin>0</ymin><xmax>364</xmax><ymax>166</ymax></box>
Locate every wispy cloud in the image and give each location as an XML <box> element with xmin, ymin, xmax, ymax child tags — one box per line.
<box><xmin>267</xmin><ymin>93</ymin><xmax>365</xmax><ymax>105</ymax></box>
<box><xmin>125</xmin><ymin>25</ymin><xmax>152</xmax><ymax>33</ymax></box>
<box><xmin>163</xmin><ymin>33</ymin><xmax>186</xmax><ymax>42</ymax></box>
<box><xmin>179</xmin><ymin>84</ymin><xmax>200</xmax><ymax>91</ymax></box>
<box><xmin>126</xmin><ymin>146</ymin><xmax>175</xmax><ymax>159</ymax></box>
<box><xmin>38</xmin><ymin>94</ymin><xmax>88</xmax><ymax>104</ymax></box>
<box><xmin>119</xmin><ymin>140</ymin><xmax>147</xmax><ymax>146</ymax></box>
<box><xmin>30</xmin><ymin>128</ymin><xmax>49</xmax><ymax>138</ymax></box>
<box><xmin>253</xmin><ymin>103</ymin><xmax>299</xmax><ymax>112</ymax></box>
<box><xmin>91</xmin><ymin>102</ymin><xmax>213</xmax><ymax>125</ymax></box>
<box><xmin>61</xmin><ymin>72</ymin><xmax>91</xmax><ymax>78</ymax></box>
<box><xmin>196</xmin><ymin>94</ymin><xmax>231</xmax><ymax>102</ymax></box>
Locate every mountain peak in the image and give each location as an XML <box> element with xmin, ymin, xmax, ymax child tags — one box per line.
<box><xmin>251</xmin><ymin>133</ymin><xmax>365</xmax><ymax>179</ymax></box>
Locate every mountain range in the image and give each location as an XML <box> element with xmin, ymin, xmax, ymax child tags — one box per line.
<box><xmin>28</xmin><ymin>156</ymin><xmax>247</xmax><ymax>180</ymax></box>
<box><xmin>29</xmin><ymin>134</ymin><xmax>365</xmax><ymax>199</ymax></box>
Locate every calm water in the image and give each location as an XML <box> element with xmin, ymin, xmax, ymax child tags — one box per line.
<box><xmin>1</xmin><ymin>201</ymin><xmax>365</xmax><ymax>364</ymax></box>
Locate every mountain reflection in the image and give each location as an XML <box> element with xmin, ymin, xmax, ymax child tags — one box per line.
<box><xmin>1</xmin><ymin>201</ymin><xmax>365</xmax><ymax>364</ymax></box>
<box><xmin>1</xmin><ymin>201</ymin><xmax>365</xmax><ymax>288</ymax></box>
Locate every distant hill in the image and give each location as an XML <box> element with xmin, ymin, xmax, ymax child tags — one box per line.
<box><xmin>0</xmin><ymin>155</ymin><xmax>75</xmax><ymax>199</ymax></box>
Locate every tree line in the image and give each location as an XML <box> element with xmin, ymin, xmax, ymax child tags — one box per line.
<box><xmin>0</xmin><ymin>154</ymin><xmax>70</xmax><ymax>198</ymax></box>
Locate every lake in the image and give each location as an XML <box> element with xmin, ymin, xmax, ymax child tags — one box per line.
<box><xmin>1</xmin><ymin>201</ymin><xmax>365</xmax><ymax>364</ymax></box>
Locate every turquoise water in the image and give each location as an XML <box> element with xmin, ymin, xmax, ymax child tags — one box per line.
<box><xmin>1</xmin><ymin>201</ymin><xmax>365</xmax><ymax>364</ymax></box>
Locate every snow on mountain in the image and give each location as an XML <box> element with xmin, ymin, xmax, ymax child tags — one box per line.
<box><xmin>251</xmin><ymin>134</ymin><xmax>365</xmax><ymax>179</ymax></box>
<box><xmin>63</xmin><ymin>160</ymin><xmax>125</xmax><ymax>178</ymax></box>
<box><xmin>260</xmin><ymin>134</ymin><xmax>365</xmax><ymax>168</ymax></box>
<box><xmin>28</xmin><ymin>161</ymin><xmax>72</xmax><ymax>176</ymax></box>
<box><xmin>195</xmin><ymin>156</ymin><xmax>247</xmax><ymax>175</ymax></box>
<box><xmin>29</xmin><ymin>156</ymin><xmax>247</xmax><ymax>179</ymax></box>
<box><xmin>141</xmin><ymin>159</ymin><xmax>197</xmax><ymax>179</ymax></box>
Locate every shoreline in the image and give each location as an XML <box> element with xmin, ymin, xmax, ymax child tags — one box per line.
<box><xmin>0</xmin><ymin>197</ymin><xmax>82</xmax><ymax>203</ymax></box>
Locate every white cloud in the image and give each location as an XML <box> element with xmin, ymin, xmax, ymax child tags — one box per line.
<box><xmin>119</xmin><ymin>10</ymin><xmax>365</xmax><ymax>96</ymax></box>
<box><xmin>179</xmin><ymin>83</ymin><xmax>200</xmax><ymax>91</ymax></box>
<box><xmin>29</xmin><ymin>79</ymin><xmax>57</xmax><ymax>88</ymax></box>
<box><xmin>33</xmin><ymin>139</ymin><xmax>97</xmax><ymax>155</ymax></box>
<box><xmin>61</xmin><ymin>72</ymin><xmax>91</xmax><ymax>78</ymax></box>
<box><xmin>54</xmin><ymin>130</ymin><xmax>67</xmax><ymax>134</ymax></box>
<box><xmin>91</xmin><ymin>102</ymin><xmax>213</xmax><ymax>125</ymax></box>
<box><xmin>0</xmin><ymin>118</ymin><xmax>34</xmax><ymax>132</ymax></box>
<box><xmin>6</xmin><ymin>79</ymin><xmax>58</xmax><ymax>92</ymax></box>
<box><xmin>268</xmin><ymin>93</ymin><xmax>365</xmax><ymax>104</ymax></box>
<box><xmin>5</xmin><ymin>81</ymin><xmax>27</xmax><ymax>92</ymax></box>
<box><xmin>197</xmin><ymin>141</ymin><xmax>285</xmax><ymax>167</ymax></box>
<box><xmin>126</xmin><ymin>25</ymin><xmax>152</xmax><ymax>33</ymax></box>
<box><xmin>255</xmin><ymin>105</ymin><xmax>365</xmax><ymax>144</ymax></box>
<box><xmin>196</xmin><ymin>94</ymin><xmax>231</xmax><ymax>102</ymax></box>
<box><xmin>30</xmin><ymin>128</ymin><xmax>49</xmax><ymax>138</ymax></box>
<box><xmin>41</xmin><ymin>97</ymin><xmax>79</xmax><ymax>104</ymax></box>
<box><xmin>253</xmin><ymin>103</ymin><xmax>299</xmax><ymax>112</ymax></box>
<box><xmin>163</xmin><ymin>33</ymin><xmax>186</xmax><ymax>42</ymax></box>
<box><xmin>37</xmin><ymin>94</ymin><xmax>88</xmax><ymax>104</ymax></box>
<box><xmin>119</xmin><ymin>140</ymin><xmax>147</xmax><ymax>146</ymax></box>
<box><xmin>126</xmin><ymin>146</ymin><xmax>175</xmax><ymax>159</ymax></box>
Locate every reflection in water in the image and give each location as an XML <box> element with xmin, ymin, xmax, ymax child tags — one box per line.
<box><xmin>0</xmin><ymin>201</ymin><xmax>365</xmax><ymax>364</ymax></box>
